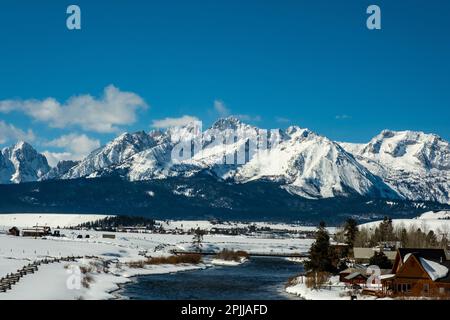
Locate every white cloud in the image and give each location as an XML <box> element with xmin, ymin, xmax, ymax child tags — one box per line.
<box><xmin>213</xmin><ymin>100</ymin><xmax>230</xmax><ymax>117</ymax></box>
<box><xmin>42</xmin><ymin>151</ymin><xmax>74</xmax><ymax>167</ymax></box>
<box><xmin>236</xmin><ymin>114</ymin><xmax>262</xmax><ymax>122</ymax></box>
<box><xmin>43</xmin><ymin>133</ymin><xmax>101</xmax><ymax>166</ymax></box>
<box><xmin>0</xmin><ymin>85</ymin><xmax>148</xmax><ymax>133</ymax></box>
<box><xmin>275</xmin><ymin>117</ymin><xmax>290</xmax><ymax>123</ymax></box>
<box><xmin>151</xmin><ymin>115</ymin><xmax>201</xmax><ymax>128</ymax></box>
<box><xmin>0</xmin><ymin>121</ymin><xmax>35</xmax><ymax>145</ymax></box>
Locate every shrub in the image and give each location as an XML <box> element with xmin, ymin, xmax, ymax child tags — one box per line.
<box><xmin>79</xmin><ymin>266</ymin><xmax>94</xmax><ymax>274</ymax></box>
<box><xmin>214</xmin><ymin>249</ymin><xmax>249</xmax><ymax>262</ymax></box>
<box><xmin>127</xmin><ymin>260</ymin><xmax>146</xmax><ymax>268</ymax></box>
<box><xmin>285</xmin><ymin>274</ymin><xmax>301</xmax><ymax>288</ymax></box>
<box><xmin>147</xmin><ymin>254</ymin><xmax>202</xmax><ymax>265</ymax></box>
<box><xmin>81</xmin><ymin>274</ymin><xmax>94</xmax><ymax>288</ymax></box>
<box><xmin>127</xmin><ymin>254</ymin><xmax>202</xmax><ymax>268</ymax></box>
<box><xmin>305</xmin><ymin>271</ymin><xmax>330</xmax><ymax>289</ymax></box>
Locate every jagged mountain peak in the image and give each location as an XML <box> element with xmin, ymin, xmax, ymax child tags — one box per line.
<box><xmin>62</xmin><ymin>130</ymin><xmax>163</xmax><ymax>179</ymax></box>
<box><xmin>340</xmin><ymin>129</ymin><xmax>450</xmax><ymax>204</ymax></box>
<box><xmin>360</xmin><ymin>129</ymin><xmax>450</xmax><ymax>169</ymax></box>
<box><xmin>210</xmin><ymin>116</ymin><xmax>250</xmax><ymax>131</ymax></box>
<box><xmin>0</xmin><ymin>141</ymin><xmax>50</xmax><ymax>184</ymax></box>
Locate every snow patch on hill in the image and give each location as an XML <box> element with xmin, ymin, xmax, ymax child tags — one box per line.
<box><xmin>0</xmin><ymin>214</ymin><xmax>114</xmax><ymax>228</ymax></box>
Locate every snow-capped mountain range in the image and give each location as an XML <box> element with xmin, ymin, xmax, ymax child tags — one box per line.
<box><xmin>1</xmin><ymin>117</ymin><xmax>449</xmax><ymax>205</ymax></box>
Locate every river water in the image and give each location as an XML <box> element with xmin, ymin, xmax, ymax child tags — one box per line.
<box><xmin>118</xmin><ymin>257</ymin><xmax>304</xmax><ymax>300</ymax></box>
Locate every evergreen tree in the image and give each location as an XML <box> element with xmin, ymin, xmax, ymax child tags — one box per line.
<box><xmin>400</xmin><ymin>228</ymin><xmax>408</xmax><ymax>248</ymax></box>
<box><xmin>192</xmin><ymin>228</ymin><xmax>206</xmax><ymax>252</ymax></box>
<box><xmin>369</xmin><ymin>251</ymin><xmax>393</xmax><ymax>269</ymax></box>
<box><xmin>426</xmin><ymin>230</ymin><xmax>438</xmax><ymax>248</ymax></box>
<box><xmin>304</xmin><ymin>221</ymin><xmax>336</xmax><ymax>273</ymax></box>
<box><xmin>343</xmin><ymin>218</ymin><xmax>358</xmax><ymax>256</ymax></box>
<box><xmin>440</xmin><ymin>234</ymin><xmax>449</xmax><ymax>249</ymax></box>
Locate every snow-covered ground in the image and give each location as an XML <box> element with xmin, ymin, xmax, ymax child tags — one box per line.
<box><xmin>0</xmin><ymin>214</ymin><xmax>313</xmax><ymax>300</ymax></box>
<box><xmin>285</xmin><ymin>275</ymin><xmax>390</xmax><ymax>300</ymax></box>
<box><xmin>0</xmin><ymin>214</ymin><xmax>114</xmax><ymax>229</ymax></box>
<box><xmin>416</xmin><ymin>210</ymin><xmax>450</xmax><ymax>220</ymax></box>
<box><xmin>210</xmin><ymin>257</ymin><xmax>248</xmax><ymax>266</ymax></box>
<box><xmin>157</xmin><ymin>220</ymin><xmax>336</xmax><ymax>234</ymax></box>
<box><xmin>359</xmin><ymin>211</ymin><xmax>450</xmax><ymax>234</ymax></box>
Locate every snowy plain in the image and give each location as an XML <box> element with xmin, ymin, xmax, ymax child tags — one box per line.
<box><xmin>0</xmin><ymin>214</ymin><xmax>315</xmax><ymax>300</ymax></box>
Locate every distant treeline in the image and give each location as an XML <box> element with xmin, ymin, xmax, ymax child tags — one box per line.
<box><xmin>353</xmin><ymin>217</ymin><xmax>449</xmax><ymax>249</ymax></box>
<box><xmin>76</xmin><ymin>215</ymin><xmax>156</xmax><ymax>230</ymax></box>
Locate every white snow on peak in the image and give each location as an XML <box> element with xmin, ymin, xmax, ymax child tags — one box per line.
<box><xmin>340</xmin><ymin>130</ymin><xmax>450</xmax><ymax>204</ymax></box>
<box><xmin>0</xmin><ymin>141</ymin><xmax>50</xmax><ymax>184</ymax></box>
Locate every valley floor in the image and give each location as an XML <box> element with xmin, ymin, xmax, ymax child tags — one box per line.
<box><xmin>0</xmin><ymin>215</ymin><xmax>313</xmax><ymax>300</ymax></box>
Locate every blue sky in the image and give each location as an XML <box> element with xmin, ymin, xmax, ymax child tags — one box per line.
<box><xmin>0</xmin><ymin>1</ymin><xmax>449</xmax><ymax>165</ymax></box>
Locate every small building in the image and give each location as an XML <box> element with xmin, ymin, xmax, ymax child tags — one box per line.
<box><xmin>340</xmin><ymin>265</ymin><xmax>391</xmax><ymax>286</ymax></box>
<box><xmin>102</xmin><ymin>234</ymin><xmax>116</xmax><ymax>239</ymax></box>
<box><xmin>22</xmin><ymin>226</ymin><xmax>51</xmax><ymax>237</ymax></box>
<box><xmin>8</xmin><ymin>227</ymin><xmax>20</xmax><ymax>236</ymax></box>
<box><xmin>339</xmin><ymin>265</ymin><xmax>366</xmax><ymax>283</ymax></box>
<box><xmin>353</xmin><ymin>247</ymin><xmax>397</xmax><ymax>263</ymax></box>
<box><xmin>344</xmin><ymin>272</ymin><xmax>368</xmax><ymax>286</ymax></box>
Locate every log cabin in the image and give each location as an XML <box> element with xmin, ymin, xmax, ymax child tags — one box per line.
<box><xmin>382</xmin><ymin>248</ymin><xmax>450</xmax><ymax>298</ymax></box>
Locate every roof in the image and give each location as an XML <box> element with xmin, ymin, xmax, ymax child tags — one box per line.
<box><xmin>397</xmin><ymin>248</ymin><xmax>446</xmax><ymax>262</ymax></box>
<box><xmin>380</xmin><ymin>274</ymin><xmax>395</xmax><ymax>280</ymax></box>
<box><xmin>399</xmin><ymin>249</ymin><xmax>450</xmax><ymax>283</ymax></box>
<box><xmin>353</xmin><ymin>247</ymin><xmax>376</xmax><ymax>259</ymax></box>
<box><xmin>340</xmin><ymin>267</ymin><xmax>392</xmax><ymax>276</ymax></box>
<box><xmin>353</xmin><ymin>247</ymin><xmax>397</xmax><ymax>260</ymax></box>
<box><xmin>436</xmin><ymin>261</ymin><xmax>450</xmax><ymax>283</ymax></box>
<box><xmin>340</xmin><ymin>267</ymin><xmax>366</xmax><ymax>274</ymax></box>
<box><xmin>22</xmin><ymin>228</ymin><xmax>47</xmax><ymax>232</ymax></box>
<box><xmin>345</xmin><ymin>272</ymin><xmax>367</xmax><ymax>280</ymax></box>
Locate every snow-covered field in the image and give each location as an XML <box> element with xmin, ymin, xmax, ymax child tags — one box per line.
<box><xmin>359</xmin><ymin>211</ymin><xmax>450</xmax><ymax>233</ymax></box>
<box><xmin>157</xmin><ymin>220</ymin><xmax>336</xmax><ymax>233</ymax></box>
<box><xmin>0</xmin><ymin>214</ymin><xmax>313</xmax><ymax>300</ymax></box>
<box><xmin>0</xmin><ymin>214</ymin><xmax>114</xmax><ymax>229</ymax></box>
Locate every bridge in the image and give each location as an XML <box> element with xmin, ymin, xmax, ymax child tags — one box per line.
<box><xmin>172</xmin><ymin>250</ymin><xmax>309</xmax><ymax>258</ymax></box>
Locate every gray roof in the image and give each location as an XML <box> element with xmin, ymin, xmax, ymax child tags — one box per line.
<box><xmin>345</xmin><ymin>272</ymin><xmax>367</xmax><ymax>280</ymax></box>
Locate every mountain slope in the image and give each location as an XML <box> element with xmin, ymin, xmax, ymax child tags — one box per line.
<box><xmin>103</xmin><ymin>118</ymin><xmax>399</xmax><ymax>199</ymax></box>
<box><xmin>0</xmin><ymin>175</ymin><xmax>447</xmax><ymax>223</ymax></box>
<box><xmin>0</xmin><ymin>142</ymin><xmax>50</xmax><ymax>184</ymax></box>
<box><xmin>340</xmin><ymin>130</ymin><xmax>450</xmax><ymax>204</ymax></box>
<box><xmin>62</xmin><ymin>130</ymin><xmax>168</xmax><ymax>179</ymax></box>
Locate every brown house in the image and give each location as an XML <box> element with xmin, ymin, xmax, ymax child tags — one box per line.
<box><xmin>382</xmin><ymin>248</ymin><xmax>450</xmax><ymax>298</ymax></box>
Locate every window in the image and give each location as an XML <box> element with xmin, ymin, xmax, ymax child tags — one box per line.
<box><xmin>397</xmin><ymin>283</ymin><xmax>411</xmax><ymax>293</ymax></box>
<box><xmin>439</xmin><ymin>287</ymin><xmax>445</xmax><ymax>295</ymax></box>
<box><xmin>423</xmin><ymin>284</ymin><xmax>429</xmax><ymax>294</ymax></box>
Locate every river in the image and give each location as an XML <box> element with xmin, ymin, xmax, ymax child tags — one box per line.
<box><xmin>118</xmin><ymin>257</ymin><xmax>304</xmax><ymax>300</ymax></box>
